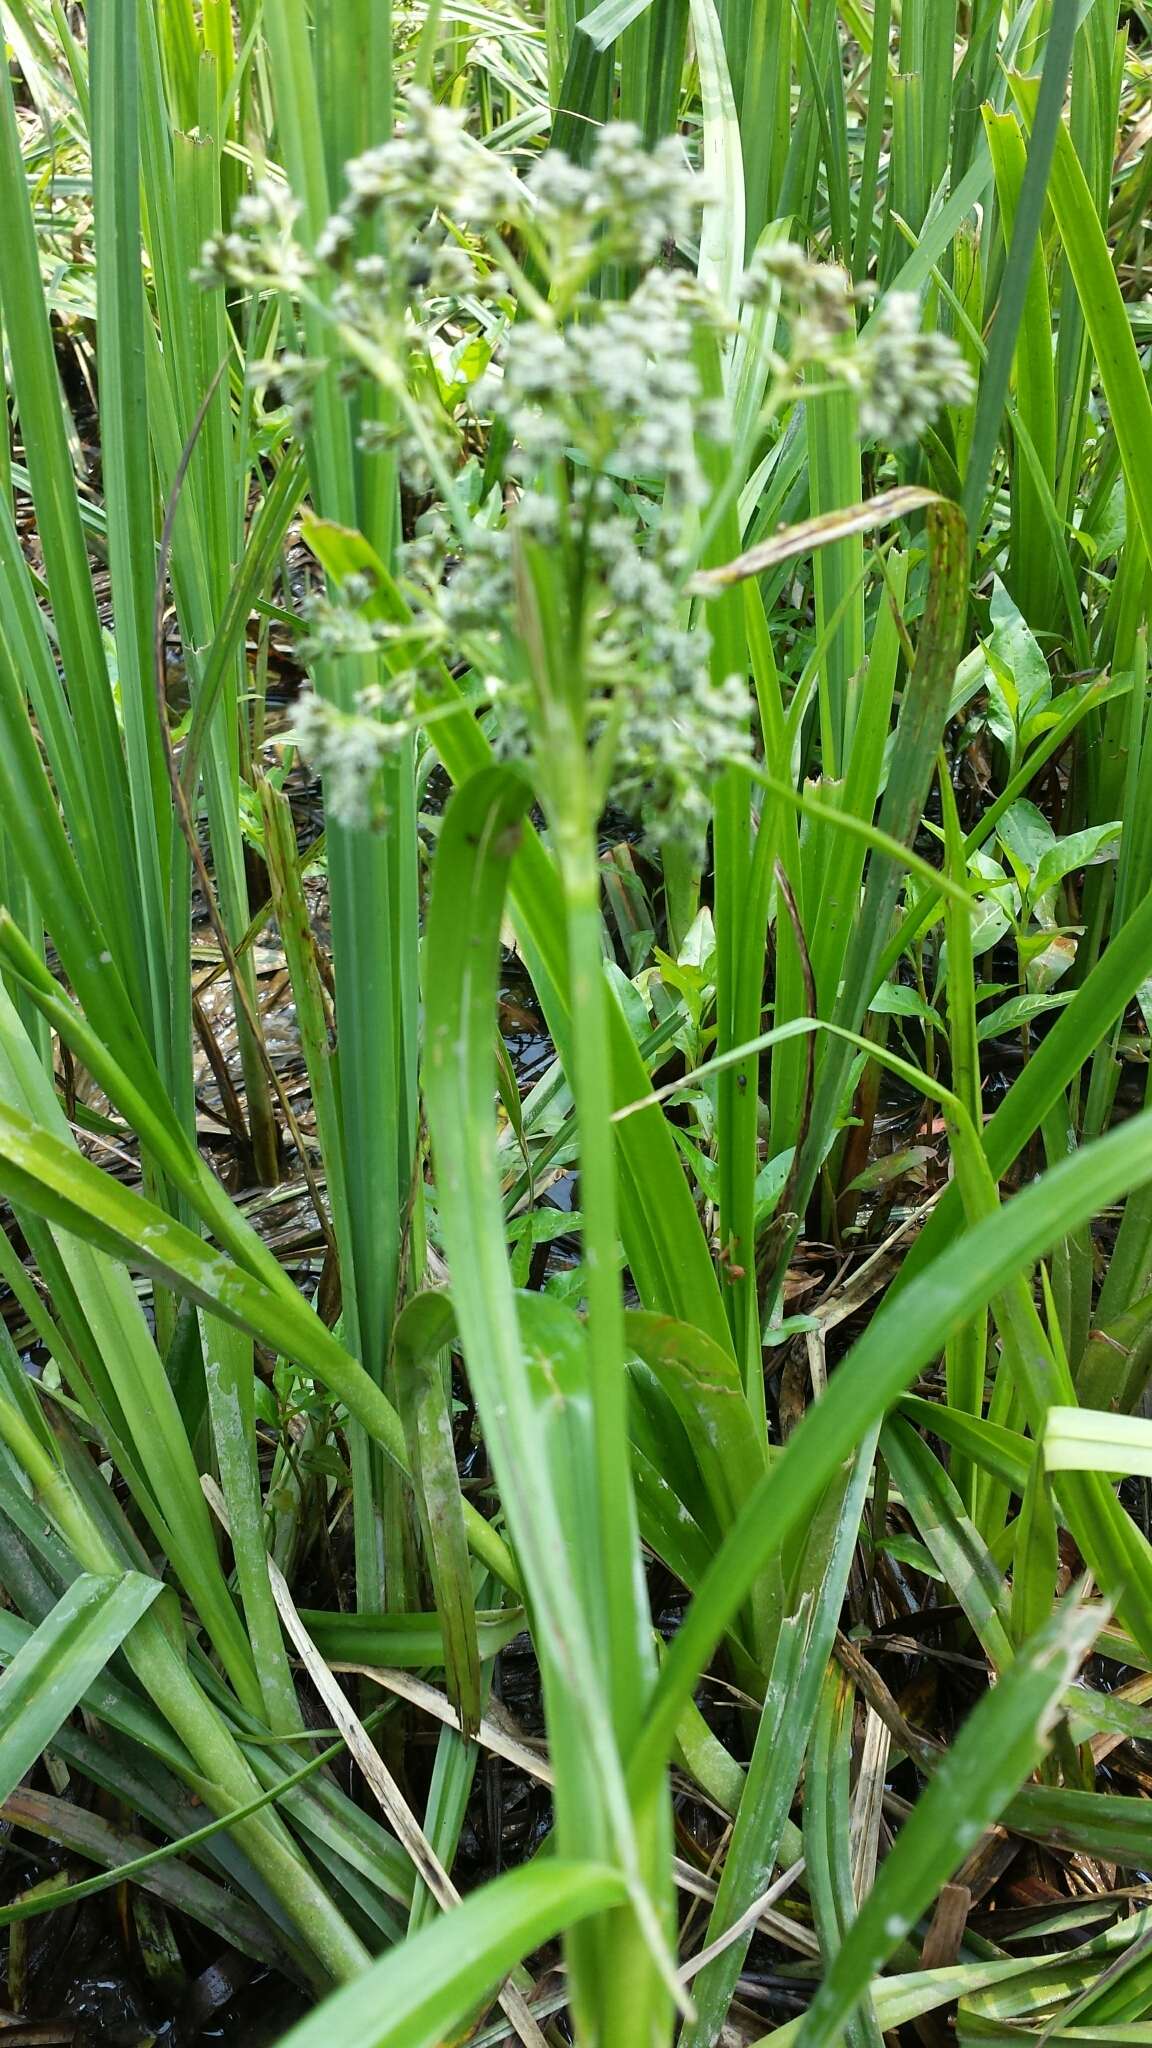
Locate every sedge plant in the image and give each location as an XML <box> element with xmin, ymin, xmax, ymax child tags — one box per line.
<box><xmin>2</xmin><ymin>3</ymin><xmax>1152</xmax><ymax>2046</ymax></box>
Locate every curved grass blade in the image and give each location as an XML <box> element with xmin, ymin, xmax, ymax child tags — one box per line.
<box><xmin>960</xmin><ymin>2</ymin><xmax>1077</xmax><ymax>540</ymax></box>
<box><xmin>395</xmin><ymin>1291</ymin><xmax>484</xmax><ymax>1735</ymax></box>
<box><xmin>793</xmin><ymin>1593</ymin><xmax>1103</xmax><ymax>2047</ymax></box>
<box><xmin>0</xmin><ymin>1786</ymin><xmax>290</xmax><ymax>1972</ymax></box>
<box><xmin>1012</xmin><ymin>77</ymin><xmax>1152</xmax><ymax>572</ymax></box>
<box><xmin>628</xmin><ymin>1105</ymin><xmax>1152</xmax><ymax>1795</ymax></box>
<box><xmin>0</xmin><ymin>1098</ymin><xmax>515</xmax><ymax>1594</ymax></box>
<box><xmin>623</xmin><ymin>1310</ymin><xmax>766</xmax><ymax>1531</ymax></box>
<box><xmin>275</xmin><ymin>1861</ymin><xmax>629</xmax><ymax>2048</ymax></box>
<box><xmin>881</xmin><ymin>1419</ymin><xmax>1013</xmax><ymax>1671</ymax></box>
<box><xmin>0</xmin><ymin>1572</ymin><xmax>161</xmax><ymax>1806</ymax></box>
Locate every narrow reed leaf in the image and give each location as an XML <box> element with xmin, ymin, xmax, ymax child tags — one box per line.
<box><xmin>691</xmin><ymin>487</ymin><xmax>940</xmax><ymax>589</ymax></box>
<box><xmin>1012</xmin><ymin>72</ymin><xmax>1152</xmax><ymax>567</ymax></box>
<box><xmin>795</xmin><ymin>1594</ymin><xmax>1103</xmax><ymax>2046</ymax></box>
<box><xmin>0</xmin><ymin>1095</ymin><xmax>515</xmax><ymax>1591</ymax></box>
<box><xmin>0</xmin><ymin>1574</ymin><xmax>161</xmax><ymax>1807</ymax></box>
<box><xmin>631</xmin><ymin>1110</ymin><xmax>1152</xmax><ymax>1788</ymax></box>
<box><xmin>276</xmin><ymin>1863</ymin><xmax>630</xmax><ymax>2048</ymax></box>
<box><xmin>1045</xmin><ymin>1409</ymin><xmax>1152</xmax><ymax>1480</ymax></box>
<box><xmin>961</xmin><ymin>1</ymin><xmax>1078</xmax><ymax>536</ymax></box>
<box><xmin>395</xmin><ymin>1291</ymin><xmax>487</xmax><ymax>1734</ymax></box>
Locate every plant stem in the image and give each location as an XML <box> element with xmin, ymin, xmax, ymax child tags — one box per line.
<box><xmin>556</xmin><ymin>791</ymin><xmax>651</xmax><ymax>1747</ymax></box>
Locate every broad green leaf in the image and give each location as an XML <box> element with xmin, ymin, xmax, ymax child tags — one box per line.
<box><xmin>998</xmin><ymin>796</ymin><xmax>1056</xmax><ymax>880</ymax></box>
<box><xmin>976</xmin><ymin>992</ymin><xmax>1073</xmax><ymax>1042</ymax></box>
<box><xmin>987</xmin><ymin>580</ymin><xmax>1052</xmax><ymax>727</ymax></box>
<box><xmin>1031</xmin><ymin>823</ymin><xmax>1122</xmax><ymax>901</ymax></box>
<box><xmin>869</xmin><ymin>984</ymin><xmax>939</xmax><ymax>1026</ymax></box>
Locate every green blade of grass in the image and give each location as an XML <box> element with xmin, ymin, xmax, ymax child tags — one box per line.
<box><xmin>794</xmin><ymin>1594</ymin><xmax>1103</xmax><ymax>2047</ymax></box>
<box><xmin>960</xmin><ymin>0</ymin><xmax>1078</xmax><ymax>540</ymax></box>
<box><xmin>0</xmin><ymin>1572</ymin><xmax>161</xmax><ymax>1806</ymax></box>
<box><xmin>276</xmin><ymin>1861</ymin><xmax>630</xmax><ymax>2048</ymax></box>
<box><xmin>90</xmin><ymin>0</ymin><xmax>172</xmax><ymax>1076</ymax></box>
<box><xmin>0</xmin><ymin>29</ymin><xmax>143</xmax><ymax>998</ymax></box>
<box><xmin>628</xmin><ymin>1104</ymin><xmax>1152</xmax><ymax>1797</ymax></box>
<box><xmin>0</xmin><ymin>1086</ymin><xmax>516</xmax><ymax>1595</ymax></box>
<box><xmin>394</xmin><ymin>1291</ymin><xmax>484</xmax><ymax>1737</ymax></box>
<box><xmin>1011</xmin><ymin>73</ymin><xmax>1152</xmax><ymax>573</ymax></box>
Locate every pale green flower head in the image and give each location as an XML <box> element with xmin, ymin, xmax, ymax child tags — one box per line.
<box><xmin>206</xmin><ymin>104</ymin><xmax>970</xmax><ymax>849</ymax></box>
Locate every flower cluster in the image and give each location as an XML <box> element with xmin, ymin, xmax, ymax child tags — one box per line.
<box><xmin>857</xmin><ymin>291</ymin><xmax>975</xmax><ymax>441</ymax></box>
<box><xmin>199</xmin><ymin>89</ymin><xmax>510</xmax><ymax>369</ymax></box>
<box><xmin>478</xmin><ymin>266</ymin><xmax>721</xmax><ymax>504</ymax></box>
<box><xmin>739</xmin><ymin>241</ymin><xmax>973</xmax><ymax>442</ymax></box>
<box><xmin>297</xmin><ymin>573</ymin><xmax>441</xmax><ymax>672</ymax></box>
<box><xmin>589</xmin><ymin>520</ymin><xmax>753</xmax><ymax>850</ymax></box>
<box><xmin>200</xmin><ymin>110</ymin><xmax>703</xmax><ymax>354</ymax></box>
<box><xmin>614</xmin><ymin>668</ymin><xmax>753</xmax><ymax>851</ymax></box>
<box><xmin>198</xmin><ymin>179</ymin><xmax>310</xmax><ymax>292</ymax></box>
<box><xmin>290</xmin><ymin>692</ymin><xmax>402</xmax><ymax>832</ymax></box>
<box><xmin>523</xmin><ymin>122</ymin><xmax>703</xmax><ymax>286</ymax></box>
<box><xmin>388</xmin><ymin>488</ymin><xmax>748</xmax><ymax>854</ymax></box>
<box><xmin>315</xmin><ymin>87</ymin><xmax>515</xmax><ymax>281</ymax></box>
<box><xmin>740</xmin><ymin>238</ymin><xmax>870</xmax><ymax>340</ymax></box>
<box><xmin>202</xmin><ymin>107</ymin><xmax>972</xmax><ymax>849</ymax></box>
